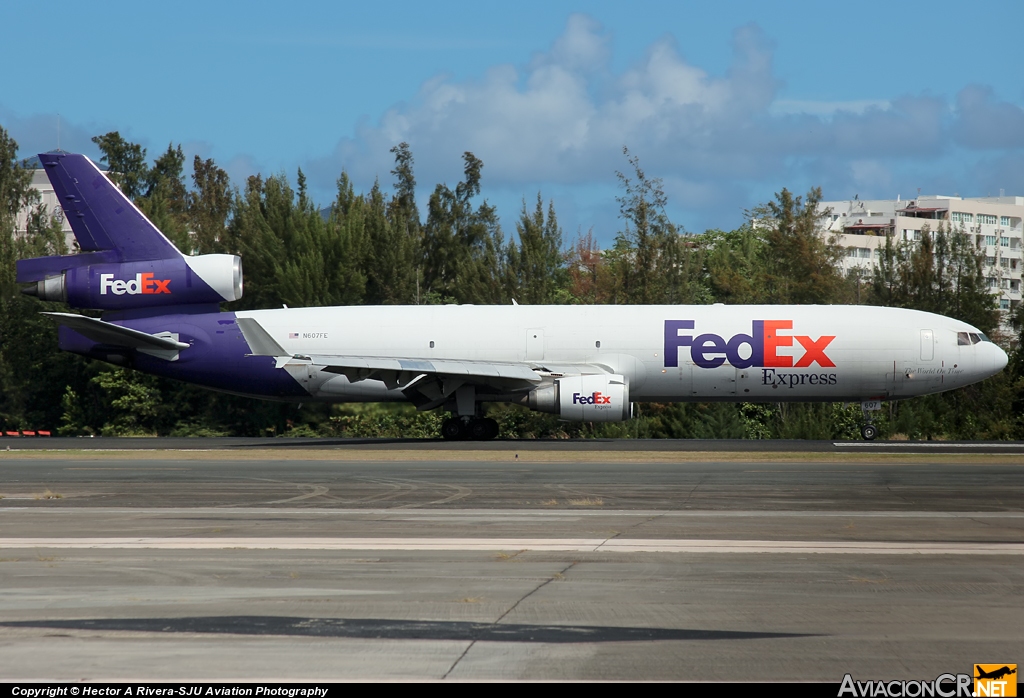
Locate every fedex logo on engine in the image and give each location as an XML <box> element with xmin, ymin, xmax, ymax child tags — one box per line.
<box><xmin>99</xmin><ymin>273</ymin><xmax>171</xmax><ymax>296</ymax></box>
<box><xmin>573</xmin><ymin>392</ymin><xmax>612</xmax><ymax>405</ymax></box>
<box><xmin>664</xmin><ymin>320</ymin><xmax>835</xmax><ymax>369</ymax></box>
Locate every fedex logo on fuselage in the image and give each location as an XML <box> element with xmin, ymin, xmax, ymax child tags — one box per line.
<box><xmin>664</xmin><ymin>320</ymin><xmax>835</xmax><ymax>369</ymax></box>
<box><xmin>99</xmin><ymin>273</ymin><xmax>171</xmax><ymax>296</ymax></box>
<box><xmin>573</xmin><ymin>392</ymin><xmax>612</xmax><ymax>405</ymax></box>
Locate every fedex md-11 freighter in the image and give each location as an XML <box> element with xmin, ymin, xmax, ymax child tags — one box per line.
<box><xmin>18</xmin><ymin>153</ymin><xmax>1008</xmax><ymax>440</ymax></box>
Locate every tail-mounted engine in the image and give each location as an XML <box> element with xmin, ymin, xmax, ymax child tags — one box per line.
<box><xmin>16</xmin><ymin>152</ymin><xmax>243</xmax><ymax>311</ymax></box>
<box><xmin>20</xmin><ymin>253</ymin><xmax>243</xmax><ymax>310</ymax></box>
<box><xmin>526</xmin><ymin>374</ymin><xmax>632</xmax><ymax>422</ymax></box>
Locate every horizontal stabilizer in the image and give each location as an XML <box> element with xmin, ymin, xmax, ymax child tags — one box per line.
<box><xmin>43</xmin><ymin>312</ymin><xmax>188</xmax><ymax>354</ymax></box>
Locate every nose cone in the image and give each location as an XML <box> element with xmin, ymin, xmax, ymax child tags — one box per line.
<box><xmin>992</xmin><ymin>344</ymin><xmax>1009</xmax><ymax>374</ymax></box>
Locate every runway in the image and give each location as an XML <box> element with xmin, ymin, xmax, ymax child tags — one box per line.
<box><xmin>8</xmin><ymin>435</ymin><xmax>1024</xmax><ymax>453</ymax></box>
<box><xmin>1</xmin><ymin>453</ymin><xmax>1022</xmax><ymax>680</ymax></box>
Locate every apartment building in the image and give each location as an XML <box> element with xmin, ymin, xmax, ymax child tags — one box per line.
<box><xmin>819</xmin><ymin>194</ymin><xmax>1024</xmax><ymax>318</ymax></box>
<box><xmin>13</xmin><ymin>156</ymin><xmax>91</xmax><ymax>250</ymax></box>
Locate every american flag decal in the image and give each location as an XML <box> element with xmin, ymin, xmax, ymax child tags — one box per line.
<box><xmin>289</xmin><ymin>332</ymin><xmax>299</xmax><ymax>339</ymax></box>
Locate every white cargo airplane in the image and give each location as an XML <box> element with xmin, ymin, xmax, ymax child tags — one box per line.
<box><xmin>20</xmin><ymin>153</ymin><xmax>1008</xmax><ymax>440</ymax></box>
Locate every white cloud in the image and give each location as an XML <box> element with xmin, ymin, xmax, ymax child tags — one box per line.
<box><xmin>0</xmin><ymin>107</ymin><xmax>105</xmax><ymax>161</ymax></box>
<box><xmin>310</xmin><ymin>12</ymin><xmax>1024</xmax><ymax>234</ymax></box>
<box><xmin>8</xmin><ymin>14</ymin><xmax>1023</xmax><ymax>236</ymax></box>
<box><xmin>952</xmin><ymin>85</ymin><xmax>1024</xmax><ymax>150</ymax></box>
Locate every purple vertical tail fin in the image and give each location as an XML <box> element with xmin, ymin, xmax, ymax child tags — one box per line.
<box><xmin>17</xmin><ymin>152</ymin><xmax>243</xmax><ymax>311</ymax></box>
<box><xmin>39</xmin><ymin>152</ymin><xmax>182</xmax><ymax>261</ymax></box>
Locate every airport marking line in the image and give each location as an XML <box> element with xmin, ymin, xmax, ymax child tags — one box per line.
<box><xmin>5</xmin><ymin>449</ymin><xmax>1024</xmax><ymax>463</ymax></box>
<box><xmin>836</xmin><ymin>442</ymin><xmax>1024</xmax><ymax>448</ymax></box>
<box><xmin>1</xmin><ymin>537</ymin><xmax>1022</xmax><ymax>555</ymax></box>
<box><xmin>2</xmin><ymin>507</ymin><xmax>1023</xmax><ymax>518</ymax></box>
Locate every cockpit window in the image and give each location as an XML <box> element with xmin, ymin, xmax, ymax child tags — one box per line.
<box><xmin>959</xmin><ymin>332</ymin><xmax>990</xmax><ymax>345</ymax></box>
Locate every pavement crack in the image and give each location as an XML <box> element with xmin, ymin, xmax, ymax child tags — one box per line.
<box><xmin>442</xmin><ymin>559</ymin><xmax>578</xmax><ymax>679</ymax></box>
<box><xmin>495</xmin><ymin>560</ymin><xmax>577</xmax><ymax>624</ymax></box>
<box><xmin>681</xmin><ymin>476</ymin><xmax>704</xmax><ymax>508</ymax></box>
<box><xmin>441</xmin><ymin>640</ymin><xmax>477</xmax><ymax>680</ymax></box>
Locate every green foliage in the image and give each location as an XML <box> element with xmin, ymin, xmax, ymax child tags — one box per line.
<box><xmin>189</xmin><ymin>156</ymin><xmax>232</xmax><ymax>254</ymax></box>
<box><xmin>749</xmin><ymin>187</ymin><xmax>849</xmax><ymax>305</ymax></box>
<box><xmin>871</xmin><ymin>222</ymin><xmax>999</xmax><ymax>334</ymax></box>
<box><xmin>420</xmin><ymin>152</ymin><xmax>507</xmax><ymax>304</ymax></box>
<box><xmin>608</xmin><ymin>148</ymin><xmax>707</xmax><ymax>305</ymax></box>
<box><xmin>89</xmin><ymin>368</ymin><xmax>162</xmax><ymax>436</ymax></box>
<box><xmin>92</xmin><ymin>132</ymin><xmax>149</xmax><ymax>201</ymax></box>
<box><xmin>2</xmin><ymin>127</ymin><xmax>1021</xmax><ymax>441</ymax></box>
<box><xmin>0</xmin><ymin>126</ymin><xmax>86</xmax><ymax>432</ymax></box>
<box><xmin>322</xmin><ymin>403</ymin><xmax>445</xmax><ymax>438</ymax></box>
<box><xmin>504</xmin><ymin>195</ymin><xmax>567</xmax><ymax>304</ymax></box>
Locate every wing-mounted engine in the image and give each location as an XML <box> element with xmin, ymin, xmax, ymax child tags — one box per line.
<box><xmin>15</xmin><ymin>152</ymin><xmax>242</xmax><ymax>311</ymax></box>
<box><xmin>527</xmin><ymin>374</ymin><xmax>632</xmax><ymax>422</ymax></box>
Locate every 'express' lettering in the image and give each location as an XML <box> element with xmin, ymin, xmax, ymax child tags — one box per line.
<box><xmin>665</xmin><ymin>320</ymin><xmax>834</xmax><ymax>369</ymax></box>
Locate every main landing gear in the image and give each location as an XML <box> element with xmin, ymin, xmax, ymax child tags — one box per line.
<box><xmin>441</xmin><ymin>416</ymin><xmax>500</xmax><ymax>441</ymax></box>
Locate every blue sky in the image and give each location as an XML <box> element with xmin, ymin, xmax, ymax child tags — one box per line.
<box><xmin>2</xmin><ymin>0</ymin><xmax>1023</xmax><ymax>244</ymax></box>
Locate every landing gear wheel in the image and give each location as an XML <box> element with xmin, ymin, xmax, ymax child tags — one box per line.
<box><xmin>441</xmin><ymin>417</ymin><xmax>465</xmax><ymax>440</ymax></box>
<box><xmin>860</xmin><ymin>423</ymin><xmax>878</xmax><ymax>441</ymax></box>
<box><xmin>484</xmin><ymin>417</ymin><xmax>500</xmax><ymax>440</ymax></box>
<box><xmin>468</xmin><ymin>417</ymin><xmax>500</xmax><ymax>441</ymax></box>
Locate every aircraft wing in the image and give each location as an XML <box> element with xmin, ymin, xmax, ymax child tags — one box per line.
<box><xmin>311</xmin><ymin>355</ymin><xmax>541</xmax><ymax>384</ymax></box>
<box><xmin>43</xmin><ymin>312</ymin><xmax>188</xmax><ymax>361</ymax></box>
<box><xmin>236</xmin><ymin>316</ymin><xmax>545</xmax><ymax>408</ymax></box>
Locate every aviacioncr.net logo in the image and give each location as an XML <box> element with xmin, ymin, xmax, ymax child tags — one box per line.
<box><xmin>975</xmin><ymin>665</ymin><xmax>1017</xmax><ymax>697</ymax></box>
<box><xmin>839</xmin><ymin>673</ymin><xmax>975</xmax><ymax>697</ymax></box>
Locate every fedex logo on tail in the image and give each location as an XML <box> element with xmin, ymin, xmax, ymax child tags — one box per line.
<box><xmin>100</xmin><ymin>273</ymin><xmax>171</xmax><ymax>296</ymax></box>
<box><xmin>664</xmin><ymin>320</ymin><xmax>835</xmax><ymax>369</ymax></box>
<box><xmin>573</xmin><ymin>392</ymin><xmax>612</xmax><ymax>405</ymax></box>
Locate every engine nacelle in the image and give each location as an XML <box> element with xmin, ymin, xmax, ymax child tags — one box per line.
<box><xmin>527</xmin><ymin>374</ymin><xmax>631</xmax><ymax>422</ymax></box>
<box><xmin>22</xmin><ymin>254</ymin><xmax>243</xmax><ymax>310</ymax></box>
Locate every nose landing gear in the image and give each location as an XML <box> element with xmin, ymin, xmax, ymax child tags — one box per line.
<box><xmin>859</xmin><ymin>400</ymin><xmax>882</xmax><ymax>441</ymax></box>
<box><xmin>860</xmin><ymin>423</ymin><xmax>878</xmax><ymax>441</ymax></box>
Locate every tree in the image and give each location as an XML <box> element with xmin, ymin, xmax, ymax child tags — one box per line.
<box><xmin>701</xmin><ymin>225</ymin><xmax>769</xmax><ymax>304</ymax></box>
<box><xmin>188</xmin><ymin>155</ymin><xmax>232</xmax><ymax>255</ymax></box>
<box><xmin>504</xmin><ymin>194</ymin><xmax>567</xmax><ymax>304</ymax></box>
<box><xmin>0</xmin><ymin>127</ymin><xmax>89</xmax><ymax>433</ymax></box>
<box><xmin>421</xmin><ymin>152</ymin><xmax>505</xmax><ymax>304</ymax></box>
<box><xmin>138</xmin><ymin>143</ymin><xmax>190</xmax><ymax>251</ymax></box>
<box><xmin>869</xmin><ymin>223</ymin><xmax>998</xmax><ymax>333</ymax></box>
<box><xmin>752</xmin><ymin>187</ymin><xmax>847</xmax><ymax>305</ymax></box>
<box><xmin>609</xmin><ymin>147</ymin><xmax>706</xmax><ymax>305</ymax></box>
<box><xmin>564</xmin><ymin>229</ymin><xmax>610</xmax><ymax>304</ymax></box>
<box><xmin>91</xmin><ymin>132</ymin><xmax>148</xmax><ymax>200</ymax></box>
<box><xmin>224</xmin><ymin>174</ymin><xmax>287</xmax><ymax>309</ymax></box>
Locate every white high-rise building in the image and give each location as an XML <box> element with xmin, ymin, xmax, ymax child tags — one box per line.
<box><xmin>13</xmin><ymin>157</ymin><xmax>98</xmax><ymax>251</ymax></box>
<box><xmin>820</xmin><ymin>194</ymin><xmax>1024</xmax><ymax>319</ymax></box>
